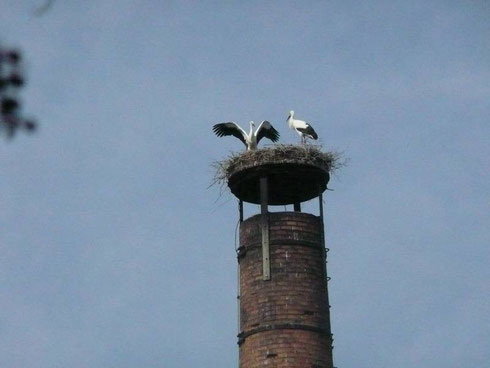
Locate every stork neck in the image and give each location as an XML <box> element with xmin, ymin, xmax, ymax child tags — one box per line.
<box><xmin>248</xmin><ymin>122</ymin><xmax>254</xmax><ymax>137</ymax></box>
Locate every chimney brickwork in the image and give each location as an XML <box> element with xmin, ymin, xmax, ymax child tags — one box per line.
<box><xmin>238</xmin><ymin>212</ymin><xmax>333</xmax><ymax>368</ymax></box>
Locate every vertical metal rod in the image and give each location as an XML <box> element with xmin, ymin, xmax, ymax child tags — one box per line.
<box><xmin>237</xmin><ymin>260</ymin><xmax>241</xmax><ymax>339</ymax></box>
<box><xmin>319</xmin><ymin>189</ymin><xmax>334</xmax><ymax>366</ymax></box>
<box><xmin>237</xmin><ymin>200</ymin><xmax>243</xmax><ymax>367</ymax></box>
<box><xmin>237</xmin><ymin>260</ymin><xmax>241</xmax><ymax>368</ymax></box>
<box><xmin>239</xmin><ymin>200</ymin><xmax>243</xmax><ymax>223</ymax></box>
<box><xmin>293</xmin><ymin>202</ymin><xmax>301</xmax><ymax>212</ymax></box>
<box><xmin>319</xmin><ymin>192</ymin><xmax>324</xmax><ymax>221</ymax></box>
<box><xmin>260</xmin><ymin>177</ymin><xmax>270</xmax><ymax>281</ymax></box>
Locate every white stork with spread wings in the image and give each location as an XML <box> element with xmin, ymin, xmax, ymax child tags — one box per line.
<box><xmin>287</xmin><ymin>110</ymin><xmax>318</xmax><ymax>144</ymax></box>
<box><xmin>212</xmin><ymin>121</ymin><xmax>280</xmax><ymax>151</ymax></box>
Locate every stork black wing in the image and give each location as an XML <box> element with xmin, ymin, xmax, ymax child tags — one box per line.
<box><xmin>255</xmin><ymin>121</ymin><xmax>280</xmax><ymax>144</ymax></box>
<box><xmin>212</xmin><ymin>122</ymin><xmax>247</xmax><ymax>146</ymax></box>
<box><xmin>297</xmin><ymin>124</ymin><xmax>318</xmax><ymax>140</ymax></box>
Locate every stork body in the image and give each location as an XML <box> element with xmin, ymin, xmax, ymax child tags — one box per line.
<box><xmin>287</xmin><ymin>110</ymin><xmax>318</xmax><ymax>144</ymax></box>
<box><xmin>213</xmin><ymin>120</ymin><xmax>279</xmax><ymax>151</ymax></box>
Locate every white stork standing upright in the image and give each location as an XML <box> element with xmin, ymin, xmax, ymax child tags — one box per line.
<box><xmin>287</xmin><ymin>110</ymin><xmax>318</xmax><ymax>144</ymax></box>
<box><xmin>212</xmin><ymin>121</ymin><xmax>280</xmax><ymax>150</ymax></box>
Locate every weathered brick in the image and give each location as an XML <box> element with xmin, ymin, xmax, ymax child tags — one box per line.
<box><xmin>238</xmin><ymin>212</ymin><xmax>333</xmax><ymax>368</ymax></box>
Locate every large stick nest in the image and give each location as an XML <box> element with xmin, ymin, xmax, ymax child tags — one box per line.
<box><xmin>211</xmin><ymin>144</ymin><xmax>344</xmax><ymax>189</ymax></box>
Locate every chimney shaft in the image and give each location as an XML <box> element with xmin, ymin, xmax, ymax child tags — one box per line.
<box><xmin>238</xmin><ymin>212</ymin><xmax>333</xmax><ymax>368</ymax></box>
<box><xmin>221</xmin><ymin>146</ymin><xmax>337</xmax><ymax>367</ymax></box>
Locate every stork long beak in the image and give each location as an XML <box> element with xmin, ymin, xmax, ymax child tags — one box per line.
<box><xmin>286</xmin><ymin>114</ymin><xmax>291</xmax><ymax>121</ymax></box>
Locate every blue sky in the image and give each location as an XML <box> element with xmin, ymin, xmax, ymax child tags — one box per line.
<box><xmin>1</xmin><ymin>1</ymin><xmax>489</xmax><ymax>367</ymax></box>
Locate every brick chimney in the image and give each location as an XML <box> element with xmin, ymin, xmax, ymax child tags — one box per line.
<box><xmin>227</xmin><ymin>159</ymin><xmax>334</xmax><ymax>368</ymax></box>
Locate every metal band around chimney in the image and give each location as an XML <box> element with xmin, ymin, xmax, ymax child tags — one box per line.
<box><xmin>237</xmin><ymin>323</ymin><xmax>331</xmax><ymax>345</ymax></box>
<box><xmin>237</xmin><ymin>238</ymin><xmax>322</xmax><ymax>259</ymax></box>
